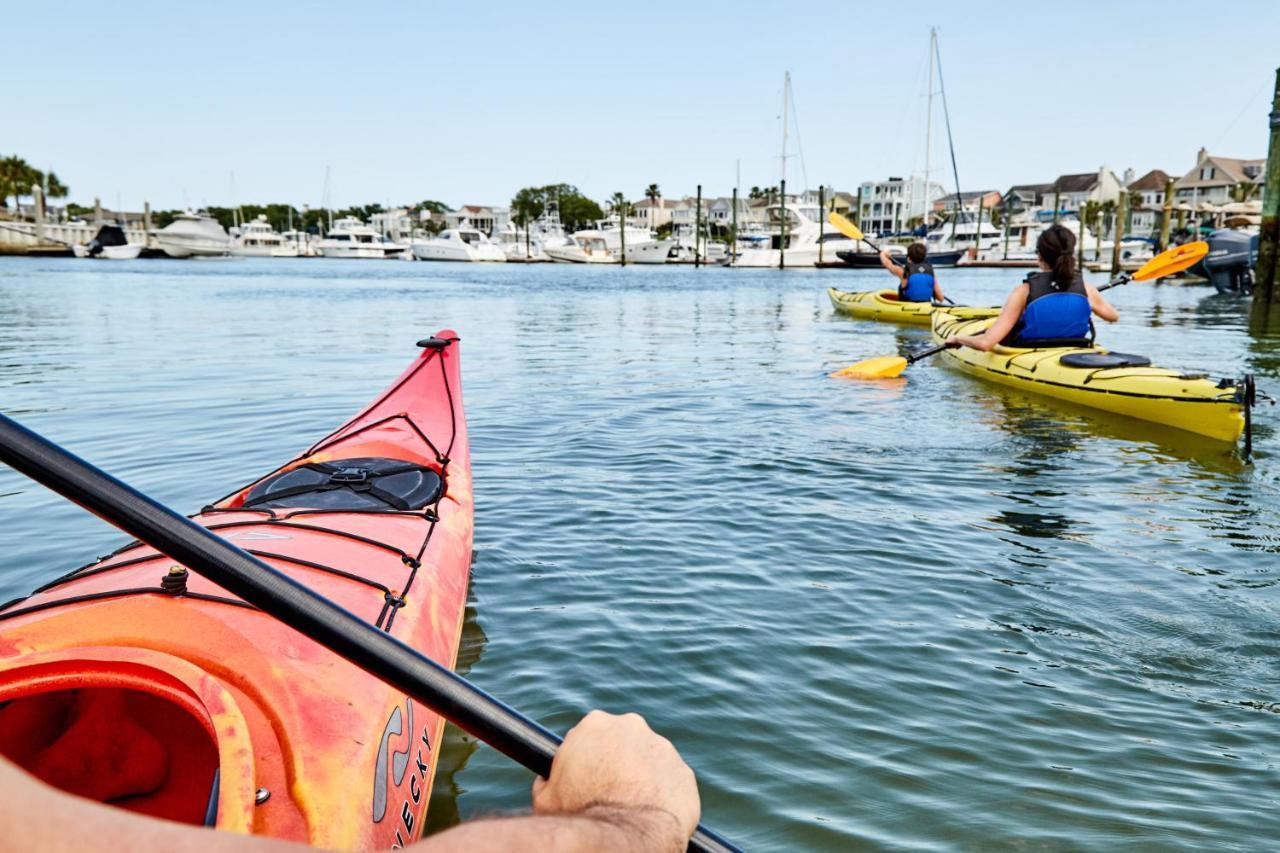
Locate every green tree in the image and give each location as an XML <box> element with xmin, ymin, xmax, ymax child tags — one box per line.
<box><xmin>511</xmin><ymin>187</ymin><xmax>545</xmax><ymax>231</ymax></box>
<box><xmin>556</xmin><ymin>191</ymin><xmax>603</xmax><ymax>231</ymax></box>
<box><xmin>1100</xmin><ymin>199</ymin><xmax>1117</xmax><ymax>238</ymax></box>
<box><xmin>43</xmin><ymin>171</ymin><xmax>69</xmax><ymax>200</ymax></box>
<box><xmin>644</xmin><ymin>183</ymin><xmax>660</xmax><ymax>205</ymax></box>
<box><xmin>415</xmin><ymin>199</ymin><xmax>450</xmax><ymax>215</ymax></box>
<box><xmin>609</xmin><ymin>191</ymin><xmax>631</xmax><ymax>217</ymax></box>
<box><xmin>0</xmin><ymin>155</ymin><xmax>40</xmax><ymax>210</ymax></box>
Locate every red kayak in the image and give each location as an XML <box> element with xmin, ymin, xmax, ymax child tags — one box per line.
<box><xmin>0</xmin><ymin>333</ymin><xmax>473</xmax><ymax>848</ymax></box>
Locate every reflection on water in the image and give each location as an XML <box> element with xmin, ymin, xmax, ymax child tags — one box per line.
<box><xmin>425</xmin><ymin>589</ymin><xmax>487</xmax><ymax>834</ymax></box>
<box><xmin>1</xmin><ymin>259</ymin><xmax>1278</xmax><ymax>849</ymax></box>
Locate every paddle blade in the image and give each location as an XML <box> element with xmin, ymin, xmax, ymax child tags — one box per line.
<box><xmin>1133</xmin><ymin>241</ymin><xmax>1208</xmax><ymax>281</ymax></box>
<box><xmin>828</xmin><ymin>211</ymin><xmax>864</xmax><ymax>241</ymax></box>
<box><xmin>830</xmin><ymin>355</ymin><xmax>908</xmax><ymax>379</ymax></box>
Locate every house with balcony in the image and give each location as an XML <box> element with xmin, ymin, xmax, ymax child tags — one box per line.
<box><xmin>706</xmin><ymin>196</ymin><xmax>764</xmax><ymax>230</ymax></box>
<box><xmin>857</xmin><ymin>176</ymin><xmax>944</xmax><ymax>235</ymax></box>
<box><xmin>445</xmin><ymin>205</ymin><xmax>508</xmax><ymax>235</ymax></box>
<box><xmin>1173</xmin><ymin>148</ymin><xmax>1265</xmax><ymax>207</ymax></box>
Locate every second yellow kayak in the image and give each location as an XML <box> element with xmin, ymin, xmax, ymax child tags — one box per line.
<box><xmin>828</xmin><ymin>288</ymin><xmax>935</xmax><ymax>325</ymax></box>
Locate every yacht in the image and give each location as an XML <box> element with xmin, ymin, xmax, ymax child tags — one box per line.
<box><xmin>596</xmin><ymin>220</ymin><xmax>675</xmax><ymax>264</ymax></box>
<box><xmin>497</xmin><ymin>222</ymin><xmax>568</xmax><ymax>261</ymax></box>
<box><xmin>924</xmin><ymin>209</ymin><xmax>1002</xmax><ymax>260</ymax></box>
<box><xmin>730</xmin><ymin>204</ymin><xmax>860</xmax><ymax>267</ymax></box>
<box><xmin>279</xmin><ymin>229</ymin><xmax>317</xmax><ymax>257</ymax></box>
<box><xmin>543</xmin><ymin>231</ymin><xmax>620</xmax><ymax>264</ymax></box>
<box><xmin>154</xmin><ymin>211</ymin><xmax>232</xmax><ymax>258</ymax></box>
<box><xmin>412</xmin><ymin>226</ymin><xmax>506</xmax><ymax>262</ymax></box>
<box><xmin>71</xmin><ymin>223</ymin><xmax>143</xmax><ymax>260</ymax></box>
<box><xmin>314</xmin><ymin>216</ymin><xmax>408</xmax><ymax>259</ymax></box>
<box><xmin>231</xmin><ymin>215</ymin><xmax>296</xmax><ymax>257</ymax></box>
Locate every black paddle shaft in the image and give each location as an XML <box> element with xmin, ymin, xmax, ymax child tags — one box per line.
<box><xmin>0</xmin><ymin>413</ymin><xmax>740</xmax><ymax>853</ymax></box>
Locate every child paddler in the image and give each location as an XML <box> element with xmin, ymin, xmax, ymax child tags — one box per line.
<box><xmin>879</xmin><ymin>241</ymin><xmax>946</xmax><ymax>303</ymax></box>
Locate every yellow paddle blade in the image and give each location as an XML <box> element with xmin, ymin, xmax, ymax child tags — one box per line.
<box><xmin>828</xmin><ymin>211</ymin><xmax>864</xmax><ymax>241</ymax></box>
<box><xmin>830</xmin><ymin>355</ymin><xmax>908</xmax><ymax>379</ymax></box>
<box><xmin>1133</xmin><ymin>241</ymin><xmax>1209</xmax><ymax>281</ymax></box>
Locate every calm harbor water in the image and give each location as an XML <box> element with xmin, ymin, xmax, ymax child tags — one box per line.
<box><xmin>1</xmin><ymin>257</ymin><xmax>1278</xmax><ymax>850</ymax></box>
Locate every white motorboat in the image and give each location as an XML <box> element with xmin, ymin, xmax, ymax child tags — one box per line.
<box><xmin>544</xmin><ymin>224</ymin><xmax>674</xmax><ymax>264</ymax></box>
<box><xmin>543</xmin><ymin>232</ymin><xmax>620</xmax><ymax>264</ymax></box>
<box><xmin>730</xmin><ymin>204</ymin><xmax>859</xmax><ymax>267</ymax></box>
<box><xmin>278</xmin><ymin>229</ymin><xmax>316</xmax><ymax>257</ymax></box>
<box><xmin>154</xmin><ymin>211</ymin><xmax>232</xmax><ymax>258</ymax></box>
<box><xmin>314</xmin><ymin>216</ymin><xmax>408</xmax><ymax>259</ymax></box>
<box><xmin>596</xmin><ymin>222</ymin><xmax>674</xmax><ymax>264</ymax></box>
<box><xmin>231</xmin><ymin>215</ymin><xmax>296</xmax><ymax>257</ymax></box>
<box><xmin>925</xmin><ymin>210</ymin><xmax>1002</xmax><ymax>258</ymax></box>
<box><xmin>411</xmin><ymin>227</ymin><xmax>506</xmax><ymax>262</ymax></box>
<box><xmin>71</xmin><ymin>224</ymin><xmax>143</xmax><ymax>260</ymax></box>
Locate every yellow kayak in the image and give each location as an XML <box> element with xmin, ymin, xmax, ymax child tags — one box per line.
<box><xmin>930</xmin><ymin>308</ymin><xmax>1252</xmax><ymax>443</ymax></box>
<box><xmin>828</xmin><ymin>288</ymin><xmax>935</xmax><ymax>325</ymax></box>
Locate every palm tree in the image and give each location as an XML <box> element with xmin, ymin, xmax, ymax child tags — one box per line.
<box><xmin>609</xmin><ymin>191</ymin><xmax>630</xmax><ymax>219</ymax></box>
<box><xmin>644</xmin><ymin>183</ymin><xmax>660</xmax><ymax>204</ymax></box>
<box><xmin>43</xmin><ymin>170</ymin><xmax>69</xmax><ymax>200</ymax></box>
<box><xmin>0</xmin><ymin>155</ymin><xmax>40</xmax><ymax>211</ymax></box>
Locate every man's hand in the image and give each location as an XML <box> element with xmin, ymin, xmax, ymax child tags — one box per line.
<box><xmin>531</xmin><ymin>710</ymin><xmax>699</xmax><ymax>849</ymax></box>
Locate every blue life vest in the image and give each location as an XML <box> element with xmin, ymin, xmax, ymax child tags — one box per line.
<box><xmin>899</xmin><ymin>261</ymin><xmax>935</xmax><ymax>302</ymax></box>
<box><xmin>1009</xmin><ymin>271</ymin><xmax>1092</xmax><ymax>345</ymax></box>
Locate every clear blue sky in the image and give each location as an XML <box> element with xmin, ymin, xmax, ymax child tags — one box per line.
<box><xmin>7</xmin><ymin>1</ymin><xmax>1278</xmax><ymax>211</ymax></box>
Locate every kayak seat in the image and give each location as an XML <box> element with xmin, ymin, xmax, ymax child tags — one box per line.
<box><xmin>242</xmin><ymin>457</ymin><xmax>442</xmax><ymax>511</ymax></box>
<box><xmin>0</xmin><ymin>687</ymin><xmax>218</xmax><ymax>825</ymax></box>
<box><xmin>1058</xmin><ymin>352</ymin><xmax>1152</xmax><ymax>369</ymax></box>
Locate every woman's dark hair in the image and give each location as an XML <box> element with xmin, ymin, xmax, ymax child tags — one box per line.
<box><xmin>906</xmin><ymin>242</ymin><xmax>927</xmax><ymax>263</ymax></box>
<box><xmin>1036</xmin><ymin>224</ymin><xmax>1077</xmax><ymax>290</ymax></box>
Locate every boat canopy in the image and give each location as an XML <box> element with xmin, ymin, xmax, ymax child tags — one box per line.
<box><xmin>93</xmin><ymin>225</ymin><xmax>129</xmax><ymax>247</ymax></box>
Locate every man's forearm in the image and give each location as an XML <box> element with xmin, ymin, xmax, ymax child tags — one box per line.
<box><xmin>423</xmin><ymin>805</ymin><xmax>685</xmax><ymax>853</ymax></box>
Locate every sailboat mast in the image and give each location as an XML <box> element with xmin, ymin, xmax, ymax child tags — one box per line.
<box><xmin>924</xmin><ymin>28</ymin><xmax>935</xmax><ymax>215</ymax></box>
<box><xmin>780</xmin><ymin>71</ymin><xmax>789</xmax><ymax>191</ymax></box>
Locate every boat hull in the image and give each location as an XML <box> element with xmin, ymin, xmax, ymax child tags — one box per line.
<box><xmin>931</xmin><ymin>309</ymin><xmax>1247</xmax><ymax>442</ymax></box>
<box><xmin>72</xmin><ymin>244</ymin><xmax>143</xmax><ymax>260</ymax></box>
<box><xmin>412</xmin><ymin>243</ymin><xmax>507</xmax><ymax>262</ymax></box>
<box><xmin>0</xmin><ymin>336</ymin><xmax>473</xmax><ymax>847</ymax></box>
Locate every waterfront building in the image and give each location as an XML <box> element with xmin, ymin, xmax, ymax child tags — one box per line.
<box><xmin>632</xmin><ymin>197</ymin><xmax>672</xmax><ymax>230</ymax></box>
<box><xmin>933</xmin><ymin>190</ymin><xmax>1003</xmax><ymax>216</ymax></box>
<box><xmin>370</xmin><ymin>208</ymin><xmax>416</xmax><ymax>243</ymax></box>
<box><xmin>1001</xmin><ymin>184</ymin><xmax>1053</xmax><ymax>215</ymax></box>
<box><xmin>1126</xmin><ymin>169</ymin><xmax>1171</xmax><ymax>237</ymax></box>
<box><xmin>1173</xmin><ymin>148</ymin><xmax>1265</xmax><ymax>207</ymax></box>
<box><xmin>445</xmin><ymin>205</ymin><xmax>508</xmax><ymax>236</ymax></box>
<box><xmin>1045</xmin><ymin>168</ymin><xmax>1124</xmax><ymax>214</ymax></box>
<box><xmin>857</xmin><ymin>176</ymin><xmax>944</xmax><ymax>235</ymax></box>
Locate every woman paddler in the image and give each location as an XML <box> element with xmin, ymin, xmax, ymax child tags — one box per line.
<box><xmin>944</xmin><ymin>223</ymin><xmax>1118</xmax><ymax>352</ymax></box>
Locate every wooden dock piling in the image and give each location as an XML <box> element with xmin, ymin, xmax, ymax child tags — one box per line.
<box><xmin>1258</xmin><ymin>67</ymin><xmax>1280</xmax><ymax>302</ymax></box>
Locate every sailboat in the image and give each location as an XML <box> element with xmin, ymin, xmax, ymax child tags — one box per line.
<box><xmin>839</xmin><ymin>29</ymin><xmax>977</xmax><ymax>268</ymax></box>
<box><xmin>730</xmin><ymin>72</ymin><xmax>859</xmax><ymax>267</ymax></box>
